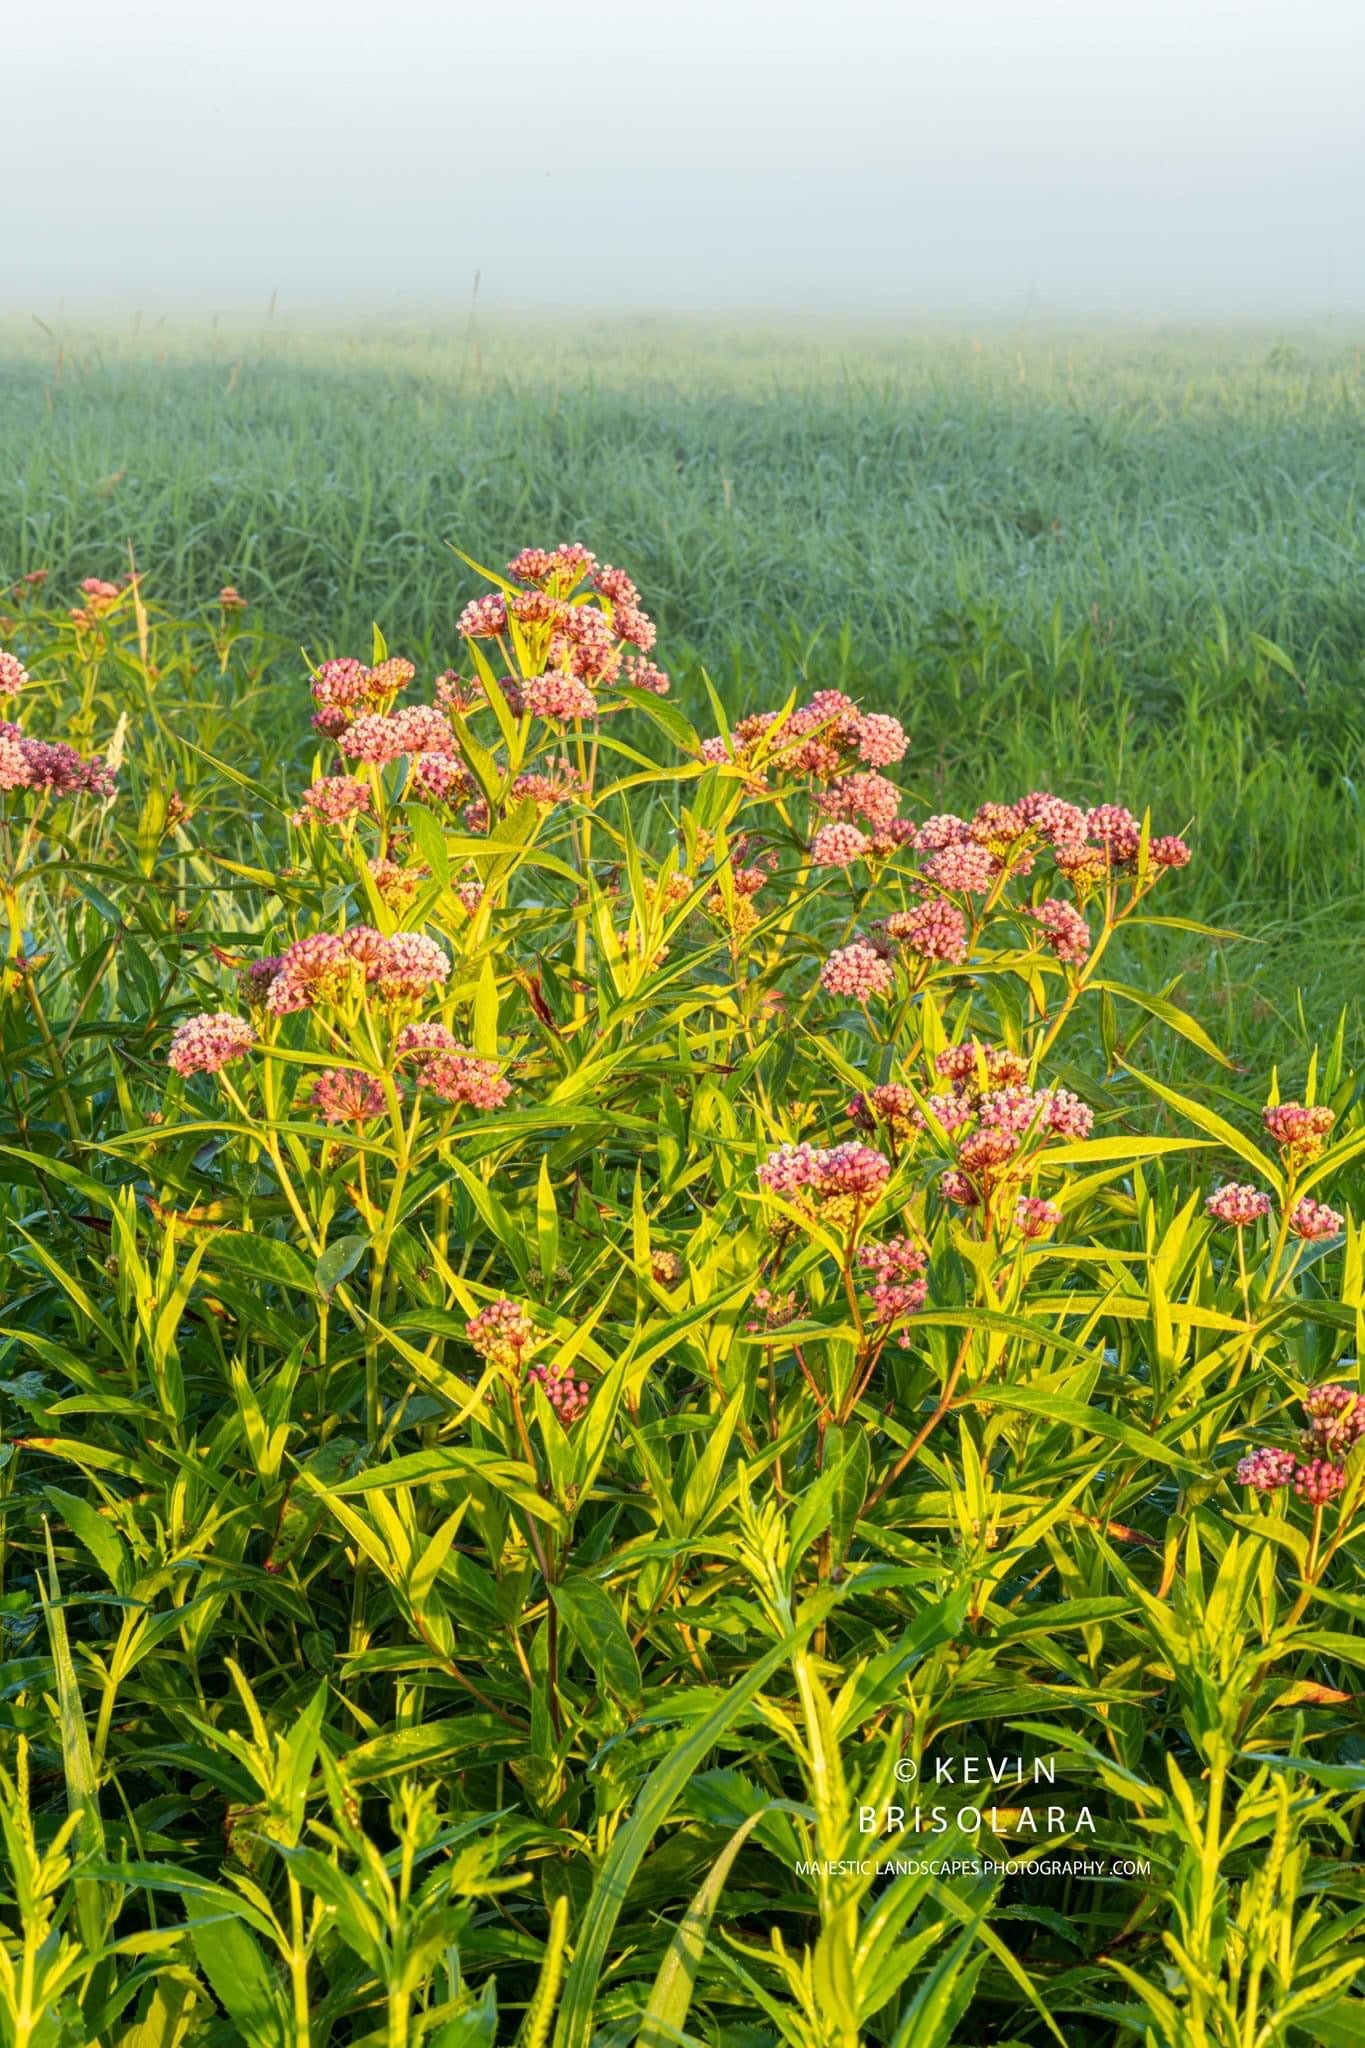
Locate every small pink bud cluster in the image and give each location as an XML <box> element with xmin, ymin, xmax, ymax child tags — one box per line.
<box><xmin>1205</xmin><ymin>1183</ymin><xmax>1272</xmax><ymax>1229</ymax></box>
<box><xmin>1263</xmin><ymin>1100</ymin><xmax>1334</xmax><ymax>1165</ymax></box>
<box><xmin>817</xmin><ymin>771</ymin><xmax>902</xmax><ymax>833</ymax></box>
<box><xmin>759</xmin><ymin>1141</ymin><xmax>892</xmax><ymax>1207</ymax></box>
<box><xmin>1028</xmin><ymin>897</ymin><xmax>1090</xmax><ymax>966</ymax></box>
<box><xmin>0</xmin><ymin>721</ymin><xmax>116</xmax><ymax>798</ymax></box>
<box><xmin>396</xmin><ymin>1023</ymin><xmax>512</xmax><ymax>1111</ymax></box>
<box><xmin>0</xmin><ymin>650</ymin><xmax>29</xmax><ymax>697</ymax></box>
<box><xmin>69</xmin><ymin>575</ymin><xmax>128</xmax><ymax>625</ymax></box>
<box><xmin>309</xmin><ymin>655</ymin><xmax>416</xmax><ymax>737</ymax></box>
<box><xmin>520</xmin><ymin>672</ymin><xmax>599</xmax><ymax>721</ymax></box>
<box><xmin>708</xmin><ymin>689</ymin><xmax>906</xmax><ymax>787</ymax></box>
<box><xmin>880</xmin><ymin>899</ymin><xmax>969</xmax><ymax>965</ymax></box>
<box><xmin>1289</xmin><ymin>1196</ymin><xmax>1344</xmax><ymax>1241</ymax></box>
<box><xmin>261</xmin><ymin>927</ymin><xmax>451</xmax><ymax>1015</ymax></box>
<box><xmin>310</xmin><ymin>1068</ymin><xmax>391</xmax><ymax>1125</ymax></box>
<box><xmin>848</xmin><ymin>1082</ymin><xmax>920</xmax><ymax>1140</ymax></box>
<box><xmin>857</xmin><ymin>1237</ymin><xmax>928</xmax><ymax>1336</ymax></box>
<box><xmin>1014</xmin><ymin>1195</ymin><xmax>1063</xmax><ymax>1239</ymax></box>
<box><xmin>340</xmin><ymin>703</ymin><xmax>455</xmax><ymax>764</ymax></box>
<box><xmin>168</xmin><ymin>1011</ymin><xmax>256</xmax><ymax>1076</ymax></box>
<box><xmin>466</xmin><ymin>1297</ymin><xmax>536</xmax><ymax>1371</ymax></box>
<box><xmin>810</xmin><ymin>822</ymin><xmax>870</xmax><ymax>869</ymax></box>
<box><xmin>456</xmin><ymin>592</ymin><xmax>508</xmax><ymax>638</ymax></box>
<box><xmin>921</xmin><ymin>839</ymin><xmax>1000</xmax><ymax>896</ymax></box>
<box><xmin>819</xmin><ymin>940</ymin><xmax>894</xmax><ymax>1001</ymax></box>
<box><xmin>745</xmin><ymin>1286</ymin><xmax>801</xmax><ymax>1333</ymax></box>
<box><xmin>511</xmin><ymin>757</ymin><xmax>584</xmax><ymax>809</ymax></box>
<box><xmin>932</xmin><ymin>1079</ymin><xmax>1092</xmax><ymax>1213</ymax></box>
<box><xmin>527</xmin><ymin>1360</ymin><xmax>590</xmax><ymax>1426</ymax></box>
<box><xmin>1236</xmin><ymin>1382</ymin><xmax>1365</xmax><ymax>1504</ymax></box>
<box><xmin>290</xmin><ymin>776</ymin><xmax>372</xmax><ymax>827</ymax></box>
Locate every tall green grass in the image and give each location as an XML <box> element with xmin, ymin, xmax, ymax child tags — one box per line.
<box><xmin>2</xmin><ymin>317</ymin><xmax>1363</xmax><ymax>1065</ymax></box>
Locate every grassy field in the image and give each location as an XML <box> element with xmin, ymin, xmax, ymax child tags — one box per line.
<box><xmin>3</xmin><ymin>316</ymin><xmax>1364</xmax><ymax>1069</ymax></box>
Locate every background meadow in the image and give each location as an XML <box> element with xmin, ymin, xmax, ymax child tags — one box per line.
<box><xmin>2</xmin><ymin>317</ymin><xmax>1365</xmax><ymax>2048</ymax></box>
<box><xmin>4</xmin><ymin>318</ymin><xmax>1363</xmax><ymax>1071</ymax></box>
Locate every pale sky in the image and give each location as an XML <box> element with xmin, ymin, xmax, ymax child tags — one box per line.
<box><xmin>10</xmin><ymin>0</ymin><xmax>1363</xmax><ymax>317</ymax></box>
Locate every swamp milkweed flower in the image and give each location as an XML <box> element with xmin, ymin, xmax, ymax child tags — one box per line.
<box><xmin>0</xmin><ymin>723</ymin><xmax>116</xmax><ymax>798</ymax></box>
<box><xmin>526</xmin><ymin>1360</ymin><xmax>590</xmax><ymax>1426</ymax></box>
<box><xmin>310</xmin><ymin>1068</ymin><xmax>391</xmax><ymax>1125</ymax></box>
<box><xmin>1234</xmin><ymin>1384</ymin><xmax>1364</xmax><ymax>1503</ymax></box>
<box><xmin>820</xmin><ymin>941</ymin><xmax>894</xmax><ymax>1001</ymax></box>
<box><xmin>1028</xmin><ymin>898</ymin><xmax>1091</xmax><ymax>966</ymax></box>
<box><xmin>1014</xmin><ymin>1195</ymin><xmax>1063</xmax><ymax>1239</ymax></box>
<box><xmin>520</xmin><ymin>673</ymin><xmax>598</xmax><ymax>721</ymax></box>
<box><xmin>1262</xmin><ymin>1101</ymin><xmax>1334</xmax><ymax>1166</ymax></box>
<box><xmin>466</xmin><ymin>1298</ymin><xmax>536</xmax><ymax>1371</ymax></box>
<box><xmin>882</xmin><ymin>898</ymin><xmax>969</xmax><ymax>966</ymax></box>
<box><xmin>757</xmin><ymin>1138</ymin><xmax>896</xmax><ymax>1212</ymax></box>
<box><xmin>810</xmin><ymin>822</ymin><xmax>870</xmax><ymax>869</ymax></box>
<box><xmin>857</xmin><ymin>1237</ymin><xmax>928</xmax><ymax>1337</ymax></box>
<box><xmin>290</xmin><ymin>776</ymin><xmax>372</xmax><ymax>827</ymax></box>
<box><xmin>1289</xmin><ymin>1196</ymin><xmax>1344</xmax><ymax>1241</ymax></box>
<box><xmin>457</xmin><ymin>592</ymin><xmax>508</xmax><ymax>638</ymax></box>
<box><xmin>168</xmin><ymin>1011</ymin><xmax>255</xmax><ymax>1076</ymax></box>
<box><xmin>1205</xmin><ymin>1183</ymin><xmax>1272</xmax><ymax>1229</ymax></box>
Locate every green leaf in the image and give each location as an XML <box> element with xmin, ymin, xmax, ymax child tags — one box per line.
<box><xmin>45</xmin><ymin>1485</ymin><xmax>127</xmax><ymax>1591</ymax></box>
<box><xmin>1094</xmin><ymin>980</ymin><xmax>1232</xmax><ymax>1068</ymax></box>
<box><xmin>1125</xmin><ymin>1065</ymin><xmax>1284</xmax><ymax>1197</ymax></box>
<box><xmin>551</xmin><ymin>1575</ymin><xmax>642</xmax><ymax>1710</ymax></box>
<box><xmin>315</xmin><ymin>1234</ymin><xmax>369</xmax><ymax>1299</ymax></box>
<box><xmin>189</xmin><ymin>1917</ymin><xmax>288</xmax><ymax>2047</ymax></box>
<box><xmin>208</xmin><ymin>1233</ymin><xmax>316</xmax><ymax>1294</ymax></box>
<box><xmin>637</xmin><ymin>1809</ymin><xmax>772</xmax><ymax>2047</ymax></box>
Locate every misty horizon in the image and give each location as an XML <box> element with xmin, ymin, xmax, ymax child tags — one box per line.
<box><xmin>11</xmin><ymin>0</ymin><xmax>1364</xmax><ymax>323</ymax></box>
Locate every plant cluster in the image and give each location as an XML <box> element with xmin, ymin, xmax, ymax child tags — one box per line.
<box><xmin>0</xmin><ymin>553</ymin><xmax>1362</xmax><ymax>2046</ymax></box>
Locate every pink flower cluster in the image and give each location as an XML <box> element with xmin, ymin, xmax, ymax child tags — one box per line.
<box><xmin>1028</xmin><ymin>897</ymin><xmax>1091</xmax><ymax>966</ymax></box>
<box><xmin>259</xmin><ymin>927</ymin><xmax>450</xmax><ymax>1014</ymax></box>
<box><xmin>290</xmin><ymin>776</ymin><xmax>372</xmax><ymax>827</ymax></box>
<box><xmin>0</xmin><ymin>721</ymin><xmax>115</xmax><ymax>798</ymax></box>
<box><xmin>396</xmin><ymin>1023</ymin><xmax>511</xmax><ymax>1110</ymax></box>
<box><xmin>931</xmin><ymin>1073</ymin><xmax>1092</xmax><ymax>1212</ymax></box>
<box><xmin>1263</xmin><ymin>1100</ymin><xmax>1334</xmax><ymax>1165</ymax></box>
<box><xmin>1014</xmin><ymin>1195</ymin><xmax>1062</xmax><ymax>1239</ymax></box>
<box><xmin>311</xmin><ymin>1068</ymin><xmax>391</xmax><ymax>1125</ymax></box>
<box><xmin>69</xmin><ymin>575</ymin><xmax>128</xmax><ymax>625</ymax></box>
<box><xmin>520</xmin><ymin>672</ymin><xmax>599</xmax><ymax>721</ymax></box>
<box><xmin>1205</xmin><ymin>1183</ymin><xmax>1272</xmax><ymax>1229</ymax></box>
<box><xmin>857</xmin><ymin>1237</ymin><xmax>928</xmax><ymax>1337</ymax></box>
<box><xmin>909</xmin><ymin>796</ymin><xmax>1190</xmax><ymax>904</ymax></box>
<box><xmin>339</xmin><ymin>703</ymin><xmax>455</xmax><ymax>764</ymax></box>
<box><xmin>1236</xmin><ymin>1383</ymin><xmax>1365</xmax><ymax>1506</ymax></box>
<box><xmin>1289</xmin><ymin>1196</ymin><xmax>1344</xmax><ymax>1241</ymax></box>
<box><xmin>466</xmin><ymin>1297</ymin><xmax>536</xmax><ymax>1371</ymax></box>
<box><xmin>309</xmin><ymin>655</ymin><xmax>416</xmax><ymax>738</ymax></box>
<box><xmin>820</xmin><ymin>940</ymin><xmax>894</xmax><ymax>1001</ymax></box>
<box><xmin>527</xmin><ymin>1359</ymin><xmax>590</xmax><ymax>1426</ymax></box>
<box><xmin>848</xmin><ymin>1082</ymin><xmax>920</xmax><ymax>1142</ymax></box>
<box><xmin>881</xmin><ymin>899</ymin><xmax>970</xmax><ymax>965</ymax></box>
<box><xmin>0</xmin><ymin>650</ymin><xmax>29</xmax><ymax>698</ymax></box>
<box><xmin>707</xmin><ymin>688</ymin><xmax>908</xmax><ymax>787</ymax></box>
<box><xmin>167</xmin><ymin>1011</ymin><xmax>256</xmax><ymax>1076</ymax></box>
<box><xmin>1205</xmin><ymin>1181</ymin><xmax>1344</xmax><ymax>1240</ymax></box>
<box><xmin>759</xmin><ymin>1140</ymin><xmax>892</xmax><ymax>1209</ymax></box>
